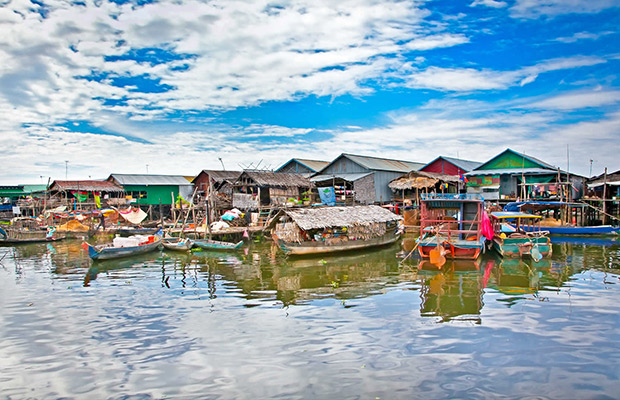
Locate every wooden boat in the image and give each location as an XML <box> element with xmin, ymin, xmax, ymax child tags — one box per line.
<box><xmin>417</xmin><ymin>194</ymin><xmax>488</xmax><ymax>260</ymax></box>
<box><xmin>82</xmin><ymin>231</ymin><xmax>163</xmax><ymax>260</ymax></box>
<box><xmin>0</xmin><ymin>225</ymin><xmax>65</xmax><ymax>244</ymax></box>
<box><xmin>268</xmin><ymin>205</ymin><xmax>403</xmax><ymax>256</ymax></box>
<box><xmin>490</xmin><ymin>212</ymin><xmax>552</xmax><ymax>261</ymax></box>
<box><xmin>504</xmin><ymin>201</ymin><xmax>619</xmax><ymax>235</ymax></box>
<box><xmin>161</xmin><ymin>237</ymin><xmax>194</xmax><ymax>251</ymax></box>
<box><xmin>193</xmin><ymin>239</ymin><xmax>243</xmax><ymax>251</ymax></box>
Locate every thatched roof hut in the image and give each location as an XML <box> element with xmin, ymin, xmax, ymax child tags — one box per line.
<box><xmin>270</xmin><ymin>205</ymin><xmax>402</xmax><ymax>231</ymax></box>
<box><xmin>50</xmin><ymin>180</ymin><xmax>124</xmax><ymax>193</ymax></box>
<box><xmin>388</xmin><ymin>171</ymin><xmax>458</xmax><ymax>191</ymax></box>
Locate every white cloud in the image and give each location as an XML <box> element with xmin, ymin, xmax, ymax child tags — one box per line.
<box><xmin>470</xmin><ymin>0</ymin><xmax>508</xmax><ymax>9</ymax></box>
<box><xmin>552</xmin><ymin>31</ymin><xmax>615</xmax><ymax>43</ymax></box>
<box><xmin>526</xmin><ymin>90</ymin><xmax>620</xmax><ymax>110</ymax></box>
<box><xmin>404</xmin><ymin>34</ymin><xmax>469</xmax><ymax>51</ymax></box>
<box><xmin>403</xmin><ymin>56</ymin><xmax>606</xmax><ymax>92</ymax></box>
<box><xmin>510</xmin><ymin>0</ymin><xmax>618</xmax><ymax>19</ymax></box>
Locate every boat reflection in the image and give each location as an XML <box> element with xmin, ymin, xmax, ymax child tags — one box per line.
<box><xmin>416</xmin><ymin>258</ymin><xmax>490</xmax><ymax>323</ymax></box>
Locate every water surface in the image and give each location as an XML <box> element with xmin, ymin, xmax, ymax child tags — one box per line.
<box><xmin>1</xmin><ymin>237</ymin><xmax>618</xmax><ymax>399</ymax></box>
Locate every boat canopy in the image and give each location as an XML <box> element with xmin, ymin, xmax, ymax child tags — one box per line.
<box><xmin>504</xmin><ymin>201</ymin><xmax>586</xmax><ymax>212</ymax></box>
<box><xmin>491</xmin><ymin>211</ymin><xmax>542</xmax><ymax>219</ymax></box>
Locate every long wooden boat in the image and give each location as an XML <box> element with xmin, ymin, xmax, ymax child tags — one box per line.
<box><xmin>417</xmin><ymin>194</ymin><xmax>488</xmax><ymax>260</ymax></box>
<box><xmin>0</xmin><ymin>226</ymin><xmax>65</xmax><ymax>244</ymax></box>
<box><xmin>490</xmin><ymin>212</ymin><xmax>552</xmax><ymax>261</ymax></box>
<box><xmin>82</xmin><ymin>232</ymin><xmax>162</xmax><ymax>260</ymax></box>
<box><xmin>161</xmin><ymin>237</ymin><xmax>194</xmax><ymax>251</ymax></box>
<box><xmin>193</xmin><ymin>239</ymin><xmax>243</xmax><ymax>251</ymax></box>
<box><xmin>273</xmin><ymin>229</ymin><xmax>400</xmax><ymax>255</ymax></box>
<box><xmin>268</xmin><ymin>205</ymin><xmax>403</xmax><ymax>256</ymax></box>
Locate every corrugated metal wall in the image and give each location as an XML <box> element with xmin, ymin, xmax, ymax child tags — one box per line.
<box><xmin>374</xmin><ymin>171</ymin><xmax>406</xmax><ymax>203</ymax></box>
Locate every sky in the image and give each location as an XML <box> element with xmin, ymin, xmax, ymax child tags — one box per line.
<box><xmin>1</xmin><ymin>0</ymin><xmax>619</xmax><ymax>184</ymax></box>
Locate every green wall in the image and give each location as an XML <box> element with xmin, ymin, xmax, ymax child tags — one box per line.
<box><xmin>123</xmin><ymin>185</ymin><xmax>179</xmax><ymax>206</ymax></box>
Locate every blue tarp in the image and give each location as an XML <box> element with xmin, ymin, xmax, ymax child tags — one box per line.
<box><xmin>318</xmin><ymin>187</ymin><xmax>336</xmax><ymax>206</ymax></box>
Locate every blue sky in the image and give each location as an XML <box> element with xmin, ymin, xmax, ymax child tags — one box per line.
<box><xmin>1</xmin><ymin>0</ymin><xmax>619</xmax><ymax>184</ymax></box>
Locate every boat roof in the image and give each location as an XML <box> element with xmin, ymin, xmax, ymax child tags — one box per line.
<box><xmin>269</xmin><ymin>205</ymin><xmax>402</xmax><ymax>230</ymax></box>
<box><xmin>491</xmin><ymin>211</ymin><xmax>542</xmax><ymax>219</ymax></box>
<box><xmin>504</xmin><ymin>201</ymin><xmax>586</xmax><ymax>212</ymax></box>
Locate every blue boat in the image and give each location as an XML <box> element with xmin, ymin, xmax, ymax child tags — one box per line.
<box><xmin>504</xmin><ymin>201</ymin><xmax>619</xmax><ymax>236</ymax></box>
<box><xmin>193</xmin><ymin>239</ymin><xmax>243</xmax><ymax>251</ymax></box>
<box><xmin>82</xmin><ymin>229</ymin><xmax>163</xmax><ymax>260</ymax></box>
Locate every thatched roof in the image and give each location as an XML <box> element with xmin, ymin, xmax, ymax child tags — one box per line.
<box><xmin>277</xmin><ymin>205</ymin><xmax>402</xmax><ymax>230</ymax></box>
<box><xmin>388</xmin><ymin>171</ymin><xmax>458</xmax><ymax>190</ymax></box>
<box><xmin>50</xmin><ymin>180</ymin><xmax>124</xmax><ymax>192</ymax></box>
<box><xmin>238</xmin><ymin>171</ymin><xmax>313</xmax><ymax>188</ymax></box>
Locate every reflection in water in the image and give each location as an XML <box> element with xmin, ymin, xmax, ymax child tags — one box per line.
<box><xmin>0</xmin><ymin>238</ymin><xmax>619</xmax><ymax>399</ymax></box>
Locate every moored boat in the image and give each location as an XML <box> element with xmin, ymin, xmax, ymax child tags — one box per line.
<box><xmin>82</xmin><ymin>230</ymin><xmax>163</xmax><ymax>260</ymax></box>
<box><xmin>490</xmin><ymin>212</ymin><xmax>552</xmax><ymax>262</ymax></box>
<box><xmin>504</xmin><ymin>201</ymin><xmax>619</xmax><ymax>235</ymax></box>
<box><xmin>417</xmin><ymin>194</ymin><xmax>489</xmax><ymax>260</ymax></box>
<box><xmin>193</xmin><ymin>238</ymin><xmax>243</xmax><ymax>251</ymax></box>
<box><xmin>269</xmin><ymin>205</ymin><xmax>403</xmax><ymax>256</ymax></box>
<box><xmin>0</xmin><ymin>220</ymin><xmax>65</xmax><ymax>244</ymax></box>
<box><xmin>161</xmin><ymin>237</ymin><xmax>194</xmax><ymax>251</ymax></box>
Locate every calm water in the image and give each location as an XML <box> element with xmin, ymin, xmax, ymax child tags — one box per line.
<box><xmin>1</xmin><ymin>236</ymin><xmax>619</xmax><ymax>399</ymax></box>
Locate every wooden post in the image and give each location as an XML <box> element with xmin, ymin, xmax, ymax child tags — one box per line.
<box><xmin>603</xmin><ymin>168</ymin><xmax>608</xmax><ymax>224</ymax></box>
<box><xmin>171</xmin><ymin>192</ymin><xmax>175</xmax><ymax>225</ymax></box>
<box><xmin>159</xmin><ymin>199</ymin><xmax>163</xmax><ymax>228</ymax></box>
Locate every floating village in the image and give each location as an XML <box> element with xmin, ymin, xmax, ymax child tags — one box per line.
<box><xmin>1</xmin><ymin>148</ymin><xmax>619</xmax><ymax>265</ymax></box>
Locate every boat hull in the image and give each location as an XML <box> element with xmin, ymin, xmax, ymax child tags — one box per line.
<box><xmin>193</xmin><ymin>239</ymin><xmax>243</xmax><ymax>251</ymax></box>
<box><xmin>274</xmin><ymin>232</ymin><xmax>400</xmax><ymax>256</ymax></box>
<box><xmin>418</xmin><ymin>239</ymin><xmax>483</xmax><ymax>260</ymax></box>
<box><xmin>161</xmin><ymin>238</ymin><xmax>194</xmax><ymax>251</ymax></box>
<box><xmin>492</xmin><ymin>235</ymin><xmax>552</xmax><ymax>259</ymax></box>
<box><xmin>84</xmin><ymin>238</ymin><xmax>162</xmax><ymax>260</ymax></box>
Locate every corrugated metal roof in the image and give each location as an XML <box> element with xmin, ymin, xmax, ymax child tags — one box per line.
<box><xmin>281</xmin><ymin>205</ymin><xmax>402</xmax><ymax>230</ymax></box>
<box><xmin>238</xmin><ymin>171</ymin><xmax>313</xmax><ymax>187</ymax></box>
<box><xmin>437</xmin><ymin>156</ymin><xmax>482</xmax><ymax>172</ymax></box>
<box><xmin>465</xmin><ymin>168</ymin><xmax>559</xmax><ymax>176</ymax></box>
<box><xmin>192</xmin><ymin>170</ymin><xmax>241</xmax><ymax>183</ymax></box>
<box><xmin>293</xmin><ymin>159</ymin><xmax>329</xmax><ymax>172</ymax></box>
<box><xmin>310</xmin><ymin>172</ymin><xmax>373</xmax><ymax>182</ymax></box>
<box><xmin>109</xmin><ymin>174</ymin><xmax>193</xmax><ymax>186</ymax></box>
<box><xmin>341</xmin><ymin>153</ymin><xmax>424</xmax><ymax>173</ymax></box>
<box><xmin>51</xmin><ymin>180</ymin><xmax>124</xmax><ymax>192</ymax></box>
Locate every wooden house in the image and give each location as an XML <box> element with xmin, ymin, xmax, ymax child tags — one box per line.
<box><xmin>586</xmin><ymin>169</ymin><xmax>620</xmax><ymax>224</ymax></box>
<box><xmin>0</xmin><ymin>184</ymin><xmax>48</xmax><ymax>218</ymax></box>
<box><xmin>48</xmin><ymin>180</ymin><xmax>124</xmax><ymax>210</ymax></box>
<box><xmin>232</xmin><ymin>171</ymin><xmax>313</xmax><ymax>211</ymax></box>
<box><xmin>191</xmin><ymin>170</ymin><xmax>242</xmax><ymax>210</ymax></box>
<box><xmin>464</xmin><ymin>149</ymin><xmax>584</xmax><ymax>201</ymax></box>
<box><xmin>276</xmin><ymin>158</ymin><xmax>329</xmax><ymax>177</ymax></box>
<box><xmin>311</xmin><ymin>153</ymin><xmax>424</xmax><ymax>204</ymax></box>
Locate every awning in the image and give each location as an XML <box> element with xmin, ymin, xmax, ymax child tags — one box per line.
<box><xmin>588</xmin><ymin>180</ymin><xmax>620</xmax><ymax>188</ymax></box>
